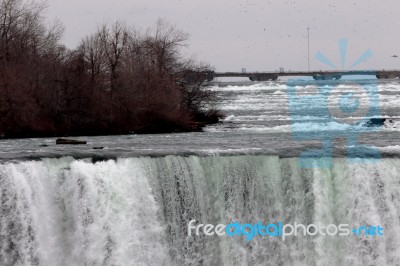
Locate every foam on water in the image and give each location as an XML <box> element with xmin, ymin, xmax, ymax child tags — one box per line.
<box><xmin>0</xmin><ymin>157</ymin><xmax>169</xmax><ymax>266</ymax></box>
<box><xmin>213</xmin><ymin>80</ymin><xmax>400</xmax><ymax>135</ymax></box>
<box><xmin>1</xmin><ymin>156</ymin><xmax>400</xmax><ymax>265</ymax></box>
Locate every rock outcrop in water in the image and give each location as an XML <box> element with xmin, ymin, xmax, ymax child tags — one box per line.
<box><xmin>364</xmin><ymin>118</ymin><xmax>386</xmax><ymax>127</ymax></box>
<box><xmin>364</xmin><ymin>118</ymin><xmax>400</xmax><ymax>129</ymax></box>
<box><xmin>56</xmin><ymin>138</ymin><xmax>87</xmax><ymax>145</ymax></box>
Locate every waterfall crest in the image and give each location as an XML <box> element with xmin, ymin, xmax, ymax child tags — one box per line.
<box><xmin>1</xmin><ymin>156</ymin><xmax>399</xmax><ymax>266</ymax></box>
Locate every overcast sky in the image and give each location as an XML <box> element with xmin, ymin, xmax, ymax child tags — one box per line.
<box><xmin>45</xmin><ymin>0</ymin><xmax>400</xmax><ymax>72</ymax></box>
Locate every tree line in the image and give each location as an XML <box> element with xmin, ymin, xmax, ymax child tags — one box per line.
<box><xmin>0</xmin><ymin>0</ymin><xmax>220</xmax><ymax>138</ymax></box>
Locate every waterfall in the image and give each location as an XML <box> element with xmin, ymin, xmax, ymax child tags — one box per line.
<box><xmin>1</xmin><ymin>156</ymin><xmax>399</xmax><ymax>266</ymax></box>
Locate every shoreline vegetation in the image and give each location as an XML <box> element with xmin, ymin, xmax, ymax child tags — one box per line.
<box><xmin>0</xmin><ymin>0</ymin><xmax>223</xmax><ymax>139</ymax></box>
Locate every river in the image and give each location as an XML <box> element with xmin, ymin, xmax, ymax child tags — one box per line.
<box><xmin>1</xmin><ymin>78</ymin><xmax>400</xmax><ymax>265</ymax></box>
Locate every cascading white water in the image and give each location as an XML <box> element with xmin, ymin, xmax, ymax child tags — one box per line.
<box><xmin>1</xmin><ymin>155</ymin><xmax>400</xmax><ymax>266</ymax></box>
<box><xmin>0</xmin><ymin>157</ymin><xmax>169</xmax><ymax>266</ymax></box>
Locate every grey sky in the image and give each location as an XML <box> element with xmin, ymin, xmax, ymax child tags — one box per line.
<box><xmin>45</xmin><ymin>0</ymin><xmax>400</xmax><ymax>72</ymax></box>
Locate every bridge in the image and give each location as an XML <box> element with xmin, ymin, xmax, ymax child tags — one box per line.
<box><xmin>197</xmin><ymin>70</ymin><xmax>400</xmax><ymax>81</ymax></box>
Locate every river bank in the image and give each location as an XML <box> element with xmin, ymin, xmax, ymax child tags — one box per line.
<box><xmin>0</xmin><ymin>109</ymin><xmax>224</xmax><ymax>139</ymax></box>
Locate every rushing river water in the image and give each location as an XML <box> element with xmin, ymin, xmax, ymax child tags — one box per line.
<box><xmin>1</xmin><ymin>79</ymin><xmax>400</xmax><ymax>265</ymax></box>
<box><xmin>1</xmin><ymin>78</ymin><xmax>400</xmax><ymax>160</ymax></box>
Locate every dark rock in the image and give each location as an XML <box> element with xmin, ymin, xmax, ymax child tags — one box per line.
<box><xmin>56</xmin><ymin>138</ymin><xmax>87</xmax><ymax>145</ymax></box>
<box><xmin>364</xmin><ymin>118</ymin><xmax>386</xmax><ymax>127</ymax></box>
<box><xmin>193</xmin><ymin>110</ymin><xmax>225</xmax><ymax>124</ymax></box>
<box><xmin>93</xmin><ymin>147</ymin><xmax>104</xmax><ymax>150</ymax></box>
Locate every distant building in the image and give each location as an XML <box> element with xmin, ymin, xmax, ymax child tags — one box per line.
<box><xmin>279</xmin><ymin>67</ymin><xmax>285</xmax><ymax>73</ymax></box>
<box><xmin>241</xmin><ymin>68</ymin><xmax>247</xmax><ymax>73</ymax></box>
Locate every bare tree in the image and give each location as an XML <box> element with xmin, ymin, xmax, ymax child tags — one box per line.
<box><xmin>78</xmin><ymin>32</ymin><xmax>106</xmax><ymax>82</ymax></box>
<box><xmin>0</xmin><ymin>0</ymin><xmax>62</xmax><ymax>63</ymax></box>
<box><xmin>0</xmin><ymin>0</ymin><xmax>66</xmax><ymax>136</ymax></box>
<box><xmin>0</xmin><ymin>3</ymin><xmax>221</xmax><ymax>137</ymax></box>
<box><xmin>142</xmin><ymin>19</ymin><xmax>188</xmax><ymax>73</ymax></box>
<box><xmin>99</xmin><ymin>22</ymin><xmax>129</xmax><ymax>93</ymax></box>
